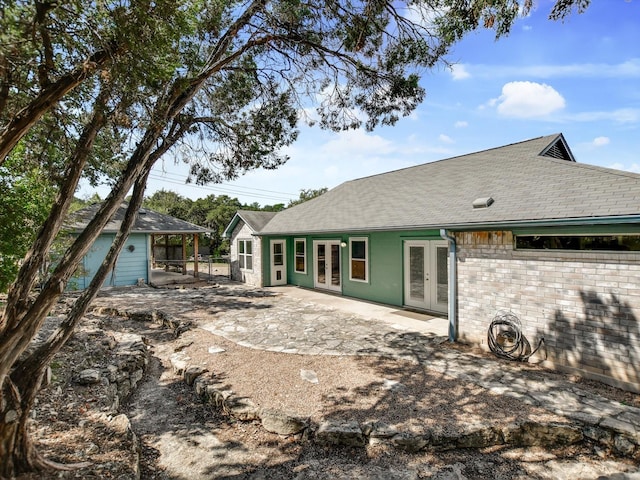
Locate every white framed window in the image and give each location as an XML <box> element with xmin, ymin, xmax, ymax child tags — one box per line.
<box><xmin>238</xmin><ymin>239</ymin><xmax>253</xmax><ymax>271</ymax></box>
<box><xmin>349</xmin><ymin>237</ymin><xmax>368</xmax><ymax>282</ymax></box>
<box><xmin>294</xmin><ymin>238</ymin><xmax>306</xmax><ymax>273</ymax></box>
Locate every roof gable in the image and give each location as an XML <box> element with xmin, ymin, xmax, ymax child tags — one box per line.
<box><xmin>223</xmin><ymin>210</ymin><xmax>278</xmax><ymax>237</ymax></box>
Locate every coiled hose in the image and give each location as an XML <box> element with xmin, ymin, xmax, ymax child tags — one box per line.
<box><xmin>487</xmin><ymin>311</ymin><xmax>544</xmax><ymax>362</ymax></box>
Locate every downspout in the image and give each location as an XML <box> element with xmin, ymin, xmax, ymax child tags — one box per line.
<box><xmin>440</xmin><ymin>229</ymin><xmax>457</xmax><ymax>342</ymax></box>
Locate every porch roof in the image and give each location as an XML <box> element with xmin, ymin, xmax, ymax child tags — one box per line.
<box><xmin>68</xmin><ymin>203</ymin><xmax>210</xmax><ymax>235</ymax></box>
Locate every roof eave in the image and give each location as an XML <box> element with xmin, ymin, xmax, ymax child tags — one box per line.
<box><xmin>257</xmin><ymin>214</ymin><xmax>640</xmax><ymax>236</ymax></box>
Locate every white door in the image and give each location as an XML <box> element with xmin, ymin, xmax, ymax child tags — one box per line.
<box><xmin>404</xmin><ymin>240</ymin><xmax>448</xmax><ymax>314</ymax></box>
<box><xmin>313</xmin><ymin>240</ymin><xmax>341</xmax><ymax>292</ymax></box>
<box><xmin>270</xmin><ymin>240</ymin><xmax>287</xmax><ymax>285</ymax></box>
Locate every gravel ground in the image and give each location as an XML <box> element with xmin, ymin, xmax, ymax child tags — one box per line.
<box><xmin>11</xmin><ymin>292</ymin><xmax>640</xmax><ymax>479</ymax></box>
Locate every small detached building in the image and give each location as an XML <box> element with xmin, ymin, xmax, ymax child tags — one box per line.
<box><xmin>224</xmin><ymin>134</ymin><xmax>640</xmax><ymax>392</ymax></box>
<box><xmin>68</xmin><ymin>203</ymin><xmax>210</xmax><ymax>289</ymax></box>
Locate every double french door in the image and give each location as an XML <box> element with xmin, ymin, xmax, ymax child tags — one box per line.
<box><xmin>404</xmin><ymin>240</ymin><xmax>448</xmax><ymax>314</ymax></box>
<box><xmin>313</xmin><ymin>240</ymin><xmax>341</xmax><ymax>292</ymax></box>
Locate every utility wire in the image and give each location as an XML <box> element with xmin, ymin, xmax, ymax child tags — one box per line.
<box><xmin>147</xmin><ymin>173</ymin><xmax>295</xmax><ymax>202</ymax></box>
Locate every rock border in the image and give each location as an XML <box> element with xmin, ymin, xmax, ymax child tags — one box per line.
<box><xmin>93</xmin><ymin>305</ymin><xmax>639</xmax><ymax>457</ymax></box>
<box><xmin>172</xmin><ymin>343</ymin><xmax>640</xmax><ymax>458</ymax></box>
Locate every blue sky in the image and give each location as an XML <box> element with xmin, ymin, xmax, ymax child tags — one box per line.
<box><xmin>81</xmin><ymin>0</ymin><xmax>640</xmax><ymax>206</ymax></box>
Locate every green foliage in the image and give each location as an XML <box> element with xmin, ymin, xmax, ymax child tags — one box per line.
<box><xmin>288</xmin><ymin>188</ymin><xmax>329</xmax><ymax>207</ymax></box>
<box><xmin>0</xmin><ymin>162</ymin><xmax>56</xmax><ymax>292</ymax></box>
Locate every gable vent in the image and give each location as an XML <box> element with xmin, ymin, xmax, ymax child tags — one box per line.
<box><xmin>541</xmin><ymin>138</ymin><xmax>575</xmax><ymax>161</ymax></box>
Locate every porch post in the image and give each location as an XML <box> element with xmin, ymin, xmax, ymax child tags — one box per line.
<box><xmin>182</xmin><ymin>234</ymin><xmax>187</xmax><ymax>275</ymax></box>
<box><xmin>193</xmin><ymin>234</ymin><xmax>199</xmax><ymax>278</ymax></box>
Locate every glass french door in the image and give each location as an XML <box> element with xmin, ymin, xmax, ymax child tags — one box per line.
<box><xmin>403</xmin><ymin>240</ymin><xmax>448</xmax><ymax>314</ymax></box>
<box><xmin>313</xmin><ymin>240</ymin><xmax>341</xmax><ymax>292</ymax></box>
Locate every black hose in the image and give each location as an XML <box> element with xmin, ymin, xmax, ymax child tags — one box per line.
<box><xmin>487</xmin><ymin>311</ymin><xmax>544</xmax><ymax>362</ymax></box>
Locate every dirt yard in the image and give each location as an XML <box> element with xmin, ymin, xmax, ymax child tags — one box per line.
<box><xmin>10</xmin><ymin>288</ymin><xmax>640</xmax><ymax>479</ymax></box>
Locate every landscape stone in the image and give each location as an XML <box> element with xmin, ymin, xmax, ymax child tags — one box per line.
<box><xmin>391</xmin><ymin>432</ymin><xmax>429</xmax><ymax>452</ymax></box>
<box><xmin>316</xmin><ymin>420</ymin><xmax>365</xmax><ymax>447</ymax></box>
<box><xmin>260</xmin><ymin>409</ymin><xmax>308</xmax><ymax>435</ymax></box>
<box><xmin>300</xmin><ymin>369</ymin><xmax>319</xmax><ymax>384</ymax></box>
<box><xmin>77</xmin><ymin>368</ymin><xmax>101</xmax><ymax>385</ymax></box>
<box><xmin>502</xmin><ymin>422</ymin><xmax>583</xmax><ymax>447</ymax></box>
<box><xmin>224</xmin><ymin>397</ymin><xmax>260</xmax><ymax>421</ymax></box>
<box><xmin>184</xmin><ymin>366</ymin><xmax>208</xmax><ymax>386</ymax></box>
<box><xmin>455</xmin><ymin>424</ymin><xmax>503</xmax><ymax>449</ymax></box>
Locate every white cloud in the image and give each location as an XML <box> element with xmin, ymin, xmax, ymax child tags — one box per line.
<box><xmin>454</xmin><ymin>121</ymin><xmax>468</xmax><ymax>128</ymax></box>
<box><xmin>491</xmin><ymin>81</ymin><xmax>566</xmax><ymax>118</ymax></box>
<box><xmin>439</xmin><ymin>134</ymin><xmax>454</xmax><ymax>144</ymax></box>
<box><xmin>321</xmin><ymin>129</ymin><xmax>394</xmax><ymax>156</ymax></box>
<box><xmin>568</xmin><ymin>108</ymin><xmax>640</xmax><ymax>124</ymax></box>
<box><xmin>450</xmin><ymin>64</ymin><xmax>470</xmax><ymax>80</ymax></box>
<box><xmin>592</xmin><ymin>136</ymin><xmax>610</xmax><ymax>147</ymax></box>
<box><xmin>463</xmin><ymin>58</ymin><xmax>640</xmax><ymax>80</ymax></box>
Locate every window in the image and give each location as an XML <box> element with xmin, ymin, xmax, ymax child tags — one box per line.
<box><xmin>294</xmin><ymin>238</ymin><xmax>306</xmax><ymax>273</ymax></box>
<box><xmin>238</xmin><ymin>239</ymin><xmax>253</xmax><ymax>270</ymax></box>
<box><xmin>349</xmin><ymin>237</ymin><xmax>368</xmax><ymax>282</ymax></box>
<box><xmin>515</xmin><ymin>235</ymin><xmax>640</xmax><ymax>252</ymax></box>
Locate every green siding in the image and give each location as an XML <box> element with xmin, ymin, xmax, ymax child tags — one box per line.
<box><xmin>261</xmin><ymin>230</ymin><xmax>442</xmax><ymax>307</ymax></box>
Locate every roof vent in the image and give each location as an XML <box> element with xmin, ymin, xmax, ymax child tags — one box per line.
<box><xmin>473</xmin><ymin>197</ymin><xmax>494</xmax><ymax>209</ymax></box>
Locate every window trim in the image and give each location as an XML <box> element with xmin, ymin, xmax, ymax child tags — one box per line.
<box><xmin>294</xmin><ymin>238</ymin><xmax>307</xmax><ymax>274</ymax></box>
<box><xmin>349</xmin><ymin>237</ymin><xmax>369</xmax><ymax>283</ymax></box>
<box><xmin>238</xmin><ymin>238</ymin><xmax>253</xmax><ymax>271</ymax></box>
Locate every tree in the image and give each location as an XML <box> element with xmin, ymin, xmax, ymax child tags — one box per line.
<box><xmin>143</xmin><ymin>189</ymin><xmax>193</xmax><ymax>220</ymax></box>
<box><xmin>288</xmin><ymin>188</ymin><xmax>329</xmax><ymax>207</ymax></box>
<box><xmin>0</xmin><ymin>160</ymin><xmax>55</xmax><ymax>292</ymax></box>
<box><xmin>0</xmin><ymin>0</ymin><xmax>593</xmax><ymax>476</ymax></box>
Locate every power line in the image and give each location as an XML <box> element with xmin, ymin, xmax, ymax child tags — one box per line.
<box><xmin>151</xmin><ymin>169</ymin><xmax>297</xmax><ymax>196</ymax></box>
<box><xmin>147</xmin><ymin>173</ymin><xmax>294</xmax><ymax>203</ymax></box>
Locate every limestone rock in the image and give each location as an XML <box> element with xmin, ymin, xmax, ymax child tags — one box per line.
<box><xmin>225</xmin><ymin>397</ymin><xmax>260</xmax><ymax>421</ymax></box>
<box><xmin>170</xmin><ymin>352</ymin><xmax>189</xmax><ymax>375</ymax></box>
<box><xmin>392</xmin><ymin>432</ymin><xmax>429</xmax><ymax>452</ymax></box>
<box><xmin>77</xmin><ymin>369</ymin><xmax>101</xmax><ymax>385</ymax></box>
<box><xmin>184</xmin><ymin>366</ymin><xmax>208</xmax><ymax>386</ymax></box>
<box><xmin>455</xmin><ymin>424</ymin><xmax>503</xmax><ymax>449</ymax></box>
<box><xmin>502</xmin><ymin>422</ymin><xmax>583</xmax><ymax>447</ymax></box>
<box><xmin>316</xmin><ymin>420</ymin><xmax>365</xmax><ymax>447</ymax></box>
<box><xmin>300</xmin><ymin>369</ymin><xmax>319</xmax><ymax>384</ymax></box>
<box><xmin>260</xmin><ymin>409</ymin><xmax>308</xmax><ymax>435</ymax></box>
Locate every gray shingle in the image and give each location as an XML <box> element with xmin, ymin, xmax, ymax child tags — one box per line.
<box><xmin>68</xmin><ymin>203</ymin><xmax>210</xmax><ymax>234</ymax></box>
<box><xmin>260</xmin><ymin>134</ymin><xmax>640</xmax><ymax>234</ymax></box>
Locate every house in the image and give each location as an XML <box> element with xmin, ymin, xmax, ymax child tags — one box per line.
<box><xmin>223</xmin><ymin>209</ymin><xmax>279</xmax><ymax>286</ymax></box>
<box><xmin>68</xmin><ymin>203</ymin><xmax>210</xmax><ymax>289</ymax></box>
<box><xmin>224</xmin><ymin>134</ymin><xmax>640</xmax><ymax>392</ymax></box>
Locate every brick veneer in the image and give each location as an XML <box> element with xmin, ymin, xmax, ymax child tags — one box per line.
<box><xmin>456</xmin><ymin>231</ymin><xmax>640</xmax><ymax>392</ymax></box>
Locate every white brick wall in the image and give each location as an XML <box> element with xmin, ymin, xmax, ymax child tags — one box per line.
<box><xmin>229</xmin><ymin>221</ymin><xmax>264</xmax><ymax>287</ymax></box>
<box><xmin>456</xmin><ymin>231</ymin><xmax>640</xmax><ymax>392</ymax></box>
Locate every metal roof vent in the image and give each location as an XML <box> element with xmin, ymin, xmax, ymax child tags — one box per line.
<box><xmin>473</xmin><ymin>197</ymin><xmax>494</xmax><ymax>209</ymax></box>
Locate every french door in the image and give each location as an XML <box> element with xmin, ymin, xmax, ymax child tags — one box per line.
<box><xmin>403</xmin><ymin>240</ymin><xmax>448</xmax><ymax>314</ymax></box>
<box><xmin>313</xmin><ymin>240</ymin><xmax>341</xmax><ymax>292</ymax></box>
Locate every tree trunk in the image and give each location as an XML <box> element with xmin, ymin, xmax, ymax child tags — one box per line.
<box><xmin>0</xmin><ymin>377</ymin><xmax>48</xmax><ymax>477</ymax></box>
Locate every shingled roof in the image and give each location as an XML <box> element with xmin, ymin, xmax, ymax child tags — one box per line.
<box><xmin>223</xmin><ymin>210</ymin><xmax>279</xmax><ymax>238</ymax></box>
<box><xmin>259</xmin><ymin>134</ymin><xmax>640</xmax><ymax>235</ymax></box>
<box><xmin>68</xmin><ymin>203</ymin><xmax>210</xmax><ymax>234</ymax></box>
